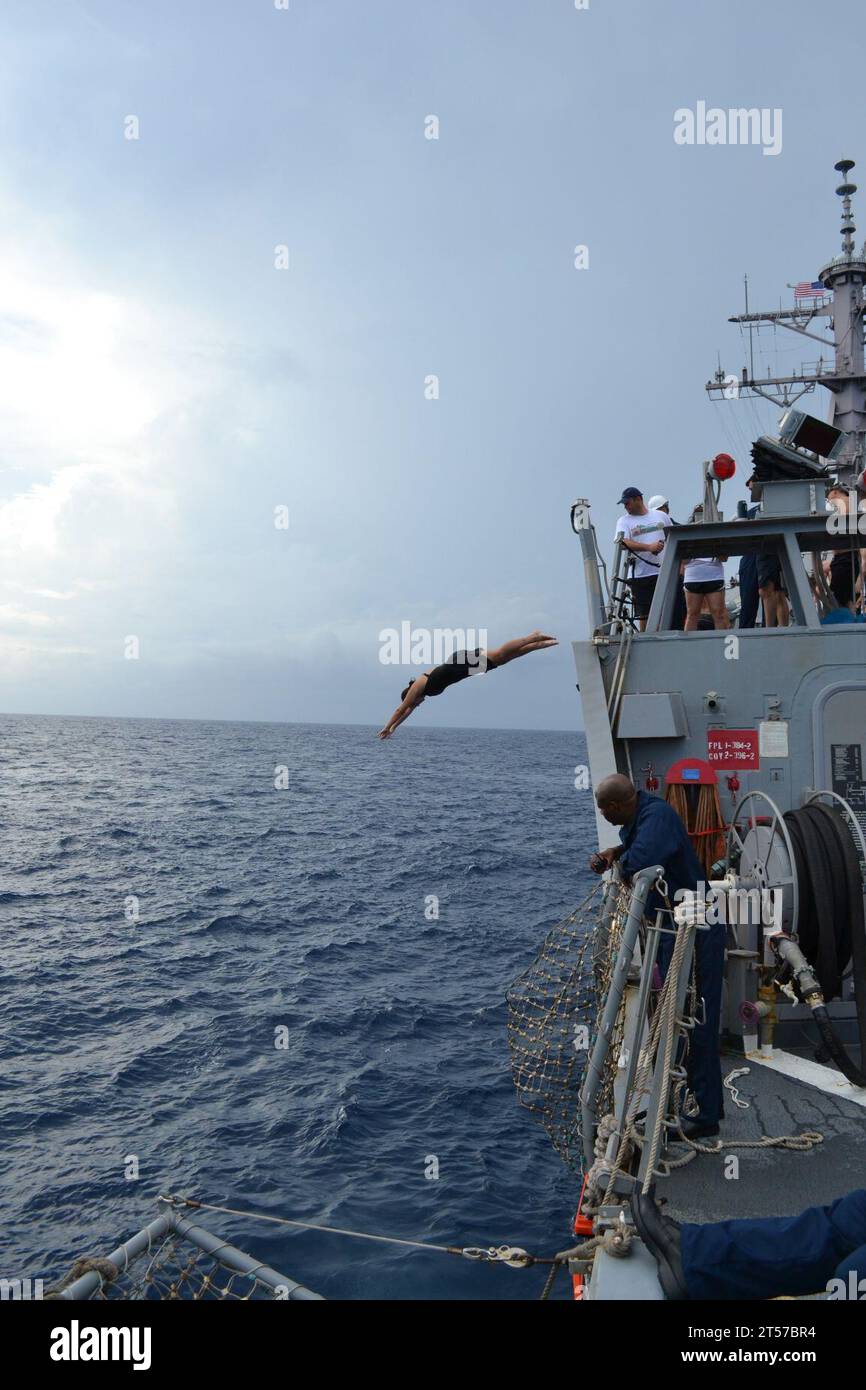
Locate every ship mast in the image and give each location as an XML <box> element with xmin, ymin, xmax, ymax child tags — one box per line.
<box><xmin>707</xmin><ymin>159</ymin><xmax>866</xmax><ymax>485</ymax></box>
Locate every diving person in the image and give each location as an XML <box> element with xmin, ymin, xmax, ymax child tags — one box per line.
<box><xmin>589</xmin><ymin>773</ymin><xmax>725</xmax><ymax>1139</ymax></box>
<box><xmin>632</xmin><ymin>1184</ymin><xmax>866</xmax><ymax>1301</ymax></box>
<box><xmin>377</xmin><ymin>631</ymin><xmax>558</xmax><ymax>739</ymax></box>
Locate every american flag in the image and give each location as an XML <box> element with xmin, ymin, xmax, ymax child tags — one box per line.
<box><xmin>794</xmin><ymin>281</ymin><xmax>825</xmax><ymax>298</ymax></box>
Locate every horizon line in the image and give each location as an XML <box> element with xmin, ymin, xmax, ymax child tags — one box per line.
<box><xmin>0</xmin><ymin>708</ymin><xmax>585</xmax><ymax>736</ymax></box>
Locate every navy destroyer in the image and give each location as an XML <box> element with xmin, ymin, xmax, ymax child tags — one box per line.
<box><xmin>507</xmin><ymin>158</ymin><xmax>866</xmax><ymax>1301</ymax></box>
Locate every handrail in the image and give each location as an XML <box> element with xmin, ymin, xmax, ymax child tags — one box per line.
<box><xmin>579</xmin><ymin>866</ymin><xmax>663</xmax><ymax>1167</ymax></box>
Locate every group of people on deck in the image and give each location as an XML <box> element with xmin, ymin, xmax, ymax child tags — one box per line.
<box><xmin>614</xmin><ymin>487</ymin><xmax>729</xmax><ymax>632</ymax></box>
<box><xmin>615</xmin><ymin>478</ymin><xmax>866</xmax><ymax>632</ymax></box>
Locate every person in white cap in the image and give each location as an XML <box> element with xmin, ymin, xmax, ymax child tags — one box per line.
<box><xmin>646</xmin><ymin>497</ymin><xmax>686</xmax><ymax>627</ymax></box>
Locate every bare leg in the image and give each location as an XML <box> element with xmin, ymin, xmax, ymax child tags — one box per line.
<box><xmin>759</xmin><ymin>585</ymin><xmax>778</xmax><ymax>627</ymax></box>
<box><xmin>486</xmin><ymin>631</ymin><xmax>558</xmax><ymax>666</ymax></box>
<box><xmin>683</xmin><ymin>590</ymin><xmax>704</xmax><ymax>631</ymax></box>
<box><xmin>706</xmin><ymin>590</ymin><xmax>730</xmax><ymax>629</ymax></box>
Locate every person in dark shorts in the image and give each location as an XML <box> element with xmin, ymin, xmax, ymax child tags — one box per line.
<box><xmin>825</xmin><ymin>485</ymin><xmax>866</xmax><ymax>612</ymax></box>
<box><xmin>682</xmin><ymin>554</ymin><xmax>730</xmax><ymax>630</ymax></box>
<box><xmin>378</xmin><ymin>630</ymin><xmax>558</xmax><ymax>738</ymax></box>
<box><xmin>677</xmin><ymin>505</ymin><xmax>729</xmax><ymax>631</ymax></box>
<box><xmin>828</xmin><ymin>549</ymin><xmax>860</xmax><ymax>608</ymax></box>
<box><xmin>756</xmin><ymin>550</ymin><xmax>789</xmax><ymax>626</ymax></box>
<box><xmin>736</xmin><ymin>476</ymin><xmax>760</xmax><ymax>628</ymax></box>
<box><xmin>614</xmin><ymin>488</ymin><xmax>672</xmax><ymax>630</ymax></box>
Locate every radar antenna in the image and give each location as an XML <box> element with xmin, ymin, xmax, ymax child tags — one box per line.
<box><xmin>707</xmin><ymin>160</ymin><xmax>866</xmax><ymax>484</ymax></box>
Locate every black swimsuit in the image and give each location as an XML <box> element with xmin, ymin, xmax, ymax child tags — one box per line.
<box><xmin>424</xmin><ymin>648</ymin><xmax>498</xmax><ymax>698</ymax></box>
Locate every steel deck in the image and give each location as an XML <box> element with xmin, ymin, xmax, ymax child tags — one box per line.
<box><xmin>659</xmin><ymin>1044</ymin><xmax>865</xmax><ymax>1227</ymax></box>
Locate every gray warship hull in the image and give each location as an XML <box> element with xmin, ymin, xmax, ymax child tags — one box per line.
<box><xmin>563</xmin><ymin>159</ymin><xmax>866</xmax><ymax>1301</ymax></box>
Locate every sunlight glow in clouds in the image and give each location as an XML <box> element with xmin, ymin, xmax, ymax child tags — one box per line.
<box><xmin>0</xmin><ymin>238</ymin><xmax>230</xmax><ymax>680</ymax></box>
<box><xmin>0</xmin><ymin>261</ymin><xmax>167</xmax><ymax>455</ymax></box>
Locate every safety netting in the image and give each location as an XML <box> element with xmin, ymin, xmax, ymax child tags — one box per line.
<box><xmin>506</xmin><ymin>880</ymin><xmax>630</xmax><ymax>1170</ymax></box>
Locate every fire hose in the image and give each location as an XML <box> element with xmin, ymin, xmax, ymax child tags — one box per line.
<box><xmin>775</xmin><ymin>804</ymin><xmax>866</xmax><ymax>1087</ymax></box>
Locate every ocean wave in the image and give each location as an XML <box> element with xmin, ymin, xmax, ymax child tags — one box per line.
<box><xmin>2</xmin><ymin>714</ymin><xmax>588</xmax><ymax>1300</ymax></box>
<box><xmin>301</xmin><ymin>937</ymin><xmax>371</xmax><ymax>965</ymax></box>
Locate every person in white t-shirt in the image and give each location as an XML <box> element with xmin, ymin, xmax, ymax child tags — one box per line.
<box><xmin>614</xmin><ymin>487</ymin><xmax>672</xmax><ymax>629</ymax></box>
<box><xmin>680</xmin><ymin>512</ymin><xmax>730</xmax><ymax>631</ymax></box>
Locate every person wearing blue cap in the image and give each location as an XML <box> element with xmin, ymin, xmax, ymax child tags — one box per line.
<box><xmin>614</xmin><ymin>488</ymin><xmax>672</xmax><ymax>629</ymax></box>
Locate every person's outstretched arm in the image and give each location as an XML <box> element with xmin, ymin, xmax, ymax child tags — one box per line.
<box><xmin>486</xmin><ymin>630</ymin><xmax>558</xmax><ymax>667</ymax></box>
<box><xmin>378</xmin><ymin>674</ymin><xmax>428</xmax><ymax>739</ymax></box>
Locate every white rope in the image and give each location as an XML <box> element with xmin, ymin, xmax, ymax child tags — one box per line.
<box><xmin>724</xmin><ymin>1066</ymin><xmax>752</xmax><ymax>1109</ymax></box>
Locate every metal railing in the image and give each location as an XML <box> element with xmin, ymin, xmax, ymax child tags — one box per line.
<box><xmin>45</xmin><ymin>1206</ymin><xmax>323</xmax><ymax>1301</ymax></box>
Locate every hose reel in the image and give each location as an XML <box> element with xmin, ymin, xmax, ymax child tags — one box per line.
<box><xmin>725</xmin><ymin>791</ymin><xmax>799</xmax><ymax>937</ymax></box>
<box><xmin>725</xmin><ymin>790</ymin><xmax>866</xmax><ymax>1086</ymax></box>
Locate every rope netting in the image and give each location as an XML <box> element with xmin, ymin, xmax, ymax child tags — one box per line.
<box><xmin>43</xmin><ymin>1216</ymin><xmax>307</xmax><ymax>1301</ymax></box>
<box><xmin>505</xmin><ymin>880</ymin><xmax>631</xmax><ymax>1171</ymax></box>
<box><xmin>99</xmin><ymin>1238</ymin><xmax>277</xmax><ymax>1300</ymax></box>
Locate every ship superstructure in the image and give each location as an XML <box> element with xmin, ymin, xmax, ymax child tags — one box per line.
<box><xmin>557</xmin><ymin>160</ymin><xmax>866</xmax><ymax>1300</ymax></box>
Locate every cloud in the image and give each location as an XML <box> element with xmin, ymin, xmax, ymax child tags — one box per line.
<box><xmin>0</xmin><ymin>233</ymin><xmax>248</xmax><ymax>686</ymax></box>
<box><xmin>0</xmin><ymin>603</ymin><xmax>53</xmax><ymax>629</ymax></box>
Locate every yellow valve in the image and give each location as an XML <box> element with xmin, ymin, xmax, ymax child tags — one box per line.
<box><xmin>758</xmin><ymin>983</ymin><xmax>778</xmax><ymax>1050</ymax></box>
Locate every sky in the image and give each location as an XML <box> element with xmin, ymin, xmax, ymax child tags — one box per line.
<box><xmin>0</xmin><ymin>0</ymin><xmax>863</xmax><ymax>731</ymax></box>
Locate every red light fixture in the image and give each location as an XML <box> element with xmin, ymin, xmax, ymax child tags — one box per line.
<box><xmin>708</xmin><ymin>453</ymin><xmax>736</xmax><ymax>481</ymax></box>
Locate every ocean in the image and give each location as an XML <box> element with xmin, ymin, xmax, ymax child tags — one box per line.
<box><xmin>1</xmin><ymin>713</ymin><xmax>595</xmax><ymax>1300</ymax></box>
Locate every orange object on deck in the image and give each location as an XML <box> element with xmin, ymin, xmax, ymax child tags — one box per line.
<box><xmin>664</xmin><ymin>759</ymin><xmax>727</xmax><ymax>874</ymax></box>
<box><xmin>572</xmin><ymin>1176</ymin><xmax>594</xmax><ymax>1300</ymax></box>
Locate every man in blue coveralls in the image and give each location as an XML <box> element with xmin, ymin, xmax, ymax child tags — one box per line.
<box><xmin>589</xmin><ymin>773</ymin><xmax>725</xmax><ymax>1139</ymax></box>
<box><xmin>632</xmin><ymin>1186</ymin><xmax>866</xmax><ymax>1300</ymax></box>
